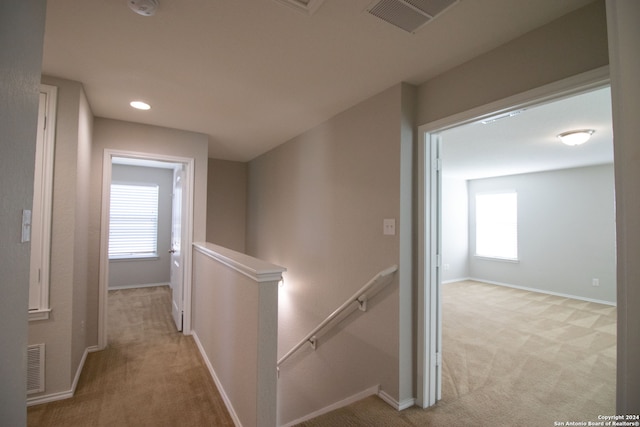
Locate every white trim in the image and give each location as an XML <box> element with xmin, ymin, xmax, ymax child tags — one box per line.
<box><xmin>28</xmin><ymin>308</ymin><xmax>52</xmax><ymax>321</ymax></box>
<box><xmin>108</xmin><ymin>282</ymin><xmax>170</xmax><ymax>291</ymax></box>
<box><xmin>193</xmin><ymin>242</ymin><xmax>286</xmax><ymax>283</ymax></box>
<box><xmin>192</xmin><ymin>331</ymin><xmax>243</xmax><ymax>427</ymax></box>
<box><xmin>442</xmin><ymin>277</ymin><xmax>471</xmax><ymax>285</ymax></box>
<box><xmin>416</xmin><ymin>66</ymin><xmax>611</xmax><ymax>410</ymax></box>
<box><xmin>468</xmin><ymin>278</ymin><xmax>617</xmax><ymax>307</ymax></box>
<box><xmin>28</xmin><ymin>84</ymin><xmax>57</xmax><ymax>318</ymax></box>
<box><xmin>27</xmin><ymin>345</ymin><xmax>99</xmax><ymax>406</ymax></box>
<box><xmin>282</xmin><ymin>385</ymin><xmax>382</xmax><ymax>427</ymax></box>
<box><xmin>98</xmin><ymin>149</ymin><xmax>196</xmax><ymax>349</ymax></box>
<box><xmin>378</xmin><ymin>390</ymin><xmax>416</xmax><ymax>411</ymax></box>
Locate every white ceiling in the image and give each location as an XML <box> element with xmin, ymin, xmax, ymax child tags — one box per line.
<box><xmin>42</xmin><ymin>0</ymin><xmax>595</xmax><ymax>161</ymax></box>
<box><xmin>440</xmin><ymin>86</ymin><xmax>613</xmax><ymax>180</ymax></box>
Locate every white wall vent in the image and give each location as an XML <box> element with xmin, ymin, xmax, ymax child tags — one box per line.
<box><xmin>367</xmin><ymin>0</ymin><xmax>459</xmax><ymax>33</ymax></box>
<box><xmin>27</xmin><ymin>344</ymin><xmax>45</xmax><ymax>394</ymax></box>
<box><xmin>273</xmin><ymin>0</ymin><xmax>326</xmax><ymax>15</ymax></box>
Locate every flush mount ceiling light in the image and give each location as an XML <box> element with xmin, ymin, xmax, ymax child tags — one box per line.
<box><xmin>128</xmin><ymin>0</ymin><xmax>159</xmax><ymax>17</ymax></box>
<box><xmin>557</xmin><ymin>129</ymin><xmax>595</xmax><ymax>146</ymax></box>
<box><xmin>130</xmin><ymin>101</ymin><xmax>151</xmax><ymax>110</ymax></box>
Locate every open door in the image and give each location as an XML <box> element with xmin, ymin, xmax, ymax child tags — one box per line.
<box><xmin>417</xmin><ymin>132</ymin><xmax>443</xmax><ymax>408</ymax></box>
<box><xmin>170</xmin><ymin>165</ymin><xmax>185</xmax><ymax>331</ymax></box>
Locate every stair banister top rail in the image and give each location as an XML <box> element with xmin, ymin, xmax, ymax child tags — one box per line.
<box><xmin>277</xmin><ymin>264</ymin><xmax>398</xmax><ymax>368</ymax></box>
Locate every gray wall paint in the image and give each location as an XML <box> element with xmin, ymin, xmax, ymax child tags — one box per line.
<box><xmin>441</xmin><ymin>177</ymin><xmax>470</xmax><ymax>282</ymax></box>
<box><xmin>29</xmin><ymin>76</ymin><xmax>94</xmax><ymax>400</ymax></box>
<box><xmin>606</xmin><ymin>0</ymin><xmax>640</xmax><ymax>413</ymax></box>
<box><xmin>0</xmin><ymin>1</ymin><xmax>46</xmax><ymax>424</ymax></box>
<box><xmin>417</xmin><ymin>1</ymin><xmax>609</xmax><ymax>125</ymax></box>
<box><xmin>206</xmin><ymin>159</ymin><xmax>248</xmax><ymax>253</ymax></box>
<box><xmin>248</xmin><ymin>84</ymin><xmax>412</xmax><ymax>424</ymax></box>
<box><xmin>109</xmin><ymin>164</ymin><xmax>173</xmax><ymax>289</ymax></box>
<box><xmin>467</xmin><ymin>165</ymin><xmax>616</xmax><ymax>303</ymax></box>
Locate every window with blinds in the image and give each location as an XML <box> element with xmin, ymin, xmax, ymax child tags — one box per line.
<box><xmin>475</xmin><ymin>192</ymin><xmax>518</xmax><ymax>260</ymax></box>
<box><xmin>109</xmin><ymin>183</ymin><xmax>159</xmax><ymax>259</ymax></box>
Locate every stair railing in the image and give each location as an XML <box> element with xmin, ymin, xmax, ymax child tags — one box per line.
<box><xmin>277</xmin><ymin>264</ymin><xmax>398</xmax><ymax>370</ymax></box>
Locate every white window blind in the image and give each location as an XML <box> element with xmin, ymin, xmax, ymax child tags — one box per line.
<box><xmin>109</xmin><ymin>183</ymin><xmax>159</xmax><ymax>259</ymax></box>
<box><xmin>475</xmin><ymin>192</ymin><xmax>518</xmax><ymax>260</ymax></box>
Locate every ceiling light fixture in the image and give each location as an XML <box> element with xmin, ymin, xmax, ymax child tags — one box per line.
<box><xmin>127</xmin><ymin>0</ymin><xmax>159</xmax><ymax>17</ymax></box>
<box><xmin>557</xmin><ymin>129</ymin><xmax>594</xmax><ymax>146</ymax></box>
<box><xmin>130</xmin><ymin>101</ymin><xmax>151</xmax><ymax>110</ymax></box>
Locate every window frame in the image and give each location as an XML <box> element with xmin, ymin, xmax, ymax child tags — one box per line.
<box><xmin>29</xmin><ymin>84</ymin><xmax>57</xmax><ymax>321</ymax></box>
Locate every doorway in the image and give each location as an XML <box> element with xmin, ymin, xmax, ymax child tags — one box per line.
<box><xmin>98</xmin><ymin>149</ymin><xmax>195</xmax><ymax>349</ymax></box>
<box><xmin>416</xmin><ymin>66</ymin><xmax>613</xmax><ymax>408</ymax></box>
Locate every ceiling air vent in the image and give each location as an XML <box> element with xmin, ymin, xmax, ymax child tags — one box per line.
<box><xmin>273</xmin><ymin>0</ymin><xmax>326</xmax><ymax>15</ymax></box>
<box><xmin>367</xmin><ymin>0</ymin><xmax>459</xmax><ymax>33</ymax></box>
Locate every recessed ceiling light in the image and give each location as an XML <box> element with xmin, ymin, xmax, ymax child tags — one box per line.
<box><xmin>130</xmin><ymin>101</ymin><xmax>151</xmax><ymax>110</ymax></box>
<box><xmin>557</xmin><ymin>129</ymin><xmax>595</xmax><ymax>146</ymax></box>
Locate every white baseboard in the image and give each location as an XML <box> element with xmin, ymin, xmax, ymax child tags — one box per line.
<box><xmin>108</xmin><ymin>282</ymin><xmax>170</xmax><ymax>291</ymax></box>
<box><xmin>27</xmin><ymin>345</ymin><xmax>100</xmax><ymax>407</ymax></box>
<box><xmin>442</xmin><ymin>277</ymin><xmax>471</xmax><ymax>285</ymax></box>
<box><xmin>469</xmin><ymin>278</ymin><xmax>616</xmax><ymax>306</ymax></box>
<box><xmin>378</xmin><ymin>389</ymin><xmax>416</xmax><ymax>410</ymax></box>
<box><xmin>191</xmin><ymin>331</ymin><xmax>242</xmax><ymax>427</ymax></box>
<box><xmin>281</xmin><ymin>385</ymin><xmax>381</xmax><ymax>427</ymax></box>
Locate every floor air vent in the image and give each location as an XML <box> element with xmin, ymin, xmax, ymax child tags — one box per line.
<box><xmin>367</xmin><ymin>0</ymin><xmax>459</xmax><ymax>33</ymax></box>
<box><xmin>27</xmin><ymin>344</ymin><xmax>45</xmax><ymax>394</ymax></box>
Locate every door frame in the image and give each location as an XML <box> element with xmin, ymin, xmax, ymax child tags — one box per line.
<box><xmin>415</xmin><ymin>65</ymin><xmax>611</xmax><ymax>408</ymax></box>
<box><xmin>97</xmin><ymin>149</ymin><xmax>195</xmax><ymax>349</ymax></box>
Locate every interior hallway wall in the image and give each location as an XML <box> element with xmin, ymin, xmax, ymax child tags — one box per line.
<box><xmin>206</xmin><ymin>159</ymin><xmax>248</xmax><ymax>253</ymax></box>
<box><xmin>247</xmin><ymin>83</ymin><xmax>415</xmax><ymax>424</ymax></box>
<box><xmin>0</xmin><ymin>1</ymin><xmax>46</xmax><ymax>424</ymax></box>
<box><xmin>29</xmin><ymin>75</ymin><xmax>94</xmax><ymax>401</ymax></box>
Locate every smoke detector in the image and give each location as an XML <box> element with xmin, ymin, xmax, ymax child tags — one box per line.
<box><xmin>128</xmin><ymin>0</ymin><xmax>159</xmax><ymax>17</ymax></box>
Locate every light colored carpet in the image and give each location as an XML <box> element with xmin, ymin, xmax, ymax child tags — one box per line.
<box><xmin>298</xmin><ymin>280</ymin><xmax>617</xmax><ymax>426</ymax></box>
<box><xmin>28</xmin><ymin>285</ymin><xmax>234</xmax><ymax>427</ymax></box>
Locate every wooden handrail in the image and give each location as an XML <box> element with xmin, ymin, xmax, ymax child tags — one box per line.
<box><xmin>277</xmin><ymin>265</ymin><xmax>398</xmax><ymax>368</ymax></box>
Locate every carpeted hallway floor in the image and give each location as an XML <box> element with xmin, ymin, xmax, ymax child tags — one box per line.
<box><xmin>27</xmin><ymin>285</ymin><xmax>234</xmax><ymax>427</ymax></box>
<box><xmin>298</xmin><ymin>280</ymin><xmax>617</xmax><ymax>426</ymax></box>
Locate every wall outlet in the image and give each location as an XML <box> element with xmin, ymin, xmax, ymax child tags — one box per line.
<box><xmin>592</xmin><ymin>278</ymin><xmax>600</xmax><ymax>287</ymax></box>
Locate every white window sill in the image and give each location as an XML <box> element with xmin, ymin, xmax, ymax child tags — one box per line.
<box><xmin>29</xmin><ymin>308</ymin><xmax>52</xmax><ymax>321</ymax></box>
<box><xmin>474</xmin><ymin>255</ymin><xmax>520</xmax><ymax>263</ymax></box>
<box><xmin>109</xmin><ymin>254</ymin><xmax>160</xmax><ymax>262</ymax></box>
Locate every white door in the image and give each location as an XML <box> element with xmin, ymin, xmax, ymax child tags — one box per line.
<box><xmin>170</xmin><ymin>165</ymin><xmax>185</xmax><ymax>331</ymax></box>
<box><xmin>418</xmin><ymin>132</ymin><xmax>443</xmax><ymax>408</ymax></box>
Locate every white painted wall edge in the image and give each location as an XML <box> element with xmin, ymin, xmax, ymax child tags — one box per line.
<box><xmin>281</xmin><ymin>385</ymin><xmax>381</xmax><ymax>427</ymax></box>
<box><xmin>191</xmin><ymin>331</ymin><xmax>243</xmax><ymax>427</ymax></box>
<box><xmin>468</xmin><ymin>278</ymin><xmax>616</xmax><ymax>306</ymax></box>
<box><xmin>193</xmin><ymin>242</ymin><xmax>286</xmax><ymax>283</ymax></box>
<box><xmin>26</xmin><ymin>345</ymin><xmax>100</xmax><ymax>406</ymax></box>
<box><xmin>378</xmin><ymin>390</ymin><xmax>416</xmax><ymax>411</ymax></box>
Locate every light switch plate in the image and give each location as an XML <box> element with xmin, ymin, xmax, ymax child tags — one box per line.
<box><xmin>383</xmin><ymin>218</ymin><xmax>396</xmax><ymax>235</ymax></box>
<box><xmin>22</xmin><ymin>209</ymin><xmax>32</xmax><ymax>243</ymax></box>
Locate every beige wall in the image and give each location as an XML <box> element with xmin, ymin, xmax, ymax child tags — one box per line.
<box><xmin>417</xmin><ymin>0</ymin><xmax>609</xmax><ymax>125</ymax></box>
<box><xmin>29</xmin><ymin>76</ymin><xmax>94</xmax><ymax>399</ymax></box>
<box><xmin>606</xmin><ymin>0</ymin><xmax>640</xmax><ymax>414</ymax></box>
<box><xmin>248</xmin><ymin>83</ymin><xmax>415</xmax><ymax>424</ymax></box>
<box><xmin>206</xmin><ymin>159</ymin><xmax>247</xmax><ymax>252</ymax></box>
<box><xmin>0</xmin><ymin>0</ymin><xmax>46</xmax><ymax>423</ymax></box>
